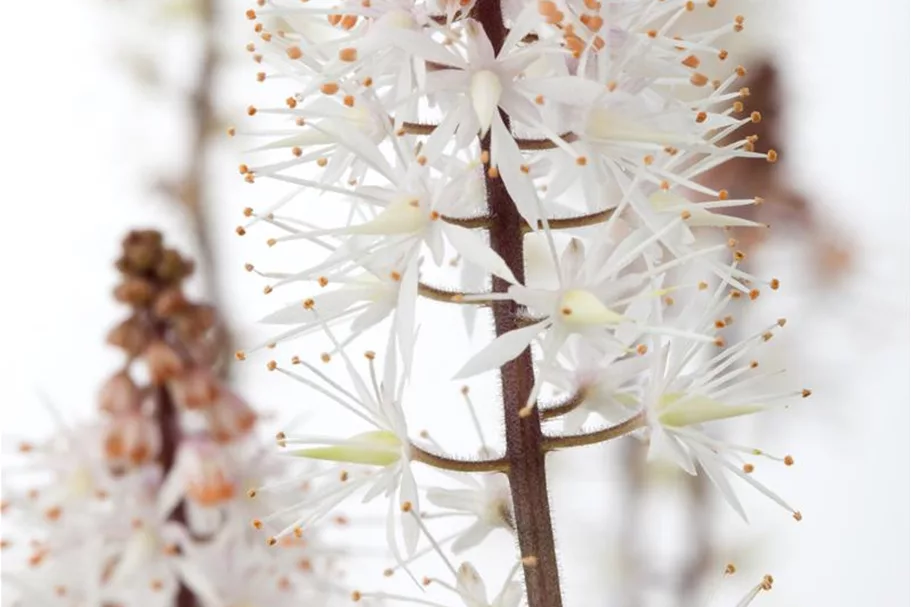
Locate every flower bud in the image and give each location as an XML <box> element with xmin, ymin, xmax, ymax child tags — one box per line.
<box><xmin>145</xmin><ymin>341</ymin><xmax>184</xmax><ymax>384</ymax></box>
<box><xmin>155</xmin><ymin>248</ymin><xmax>194</xmax><ymax>284</ymax></box>
<box><xmin>153</xmin><ymin>288</ymin><xmax>188</xmax><ymax>317</ymax></box>
<box><xmin>205</xmin><ymin>391</ymin><xmax>256</xmax><ymax>443</ymax></box>
<box><xmin>182</xmin><ymin>439</ymin><xmax>237</xmax><ymax>507</ymax></box>
<box><xmin>120</xmin><ymin>230</ymin><xmax>164</xmax><ymax>273</ymax></box>
<box><xmin>114</xmin><ymin>278</ymin><xmax>156</xmax><ymax>306</ymax></box>
<box><xmin>103</xmin><ymin>414</ymin><xmax>160</xmax><ymax>470</ymax></box>
<box><xmin>98</xmin><ymin>371</ymin><xmax>141</xmax><ymax>415</ymax></box>
<box><xmin>169</xmin><ymin>367</ymin><xmax>220</xmax><ymax>410</ymax></box>
<box><xmin>106</xmin><ymin>317</ymin><xmax>151</xmax><ymax>356</ymax></box>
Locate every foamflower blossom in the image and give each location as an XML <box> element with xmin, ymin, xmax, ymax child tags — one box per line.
<box><xmin>426</xmin><ymin>471</ymin><xmax>514</xmax><ymax>553</ymax></box>
<box><xmin>257</xmin><ymin>330</ymin><xmax>422</xmax><ymax>557</ymax></box>
<box><xmin>234</xmin><ymin>0</ymin><xmax>809</xmax><ymax>604</ymax></box>
<box><xmin>354</xmin><ymin>561</ymin><xmax>523</xmax><ymax>607</ymax></box>
<box><xmin>540</xmin><ymin>335</ymin><xmax>648</xmax><ymax>432</ymax></box>
<box><xmin>639</xmin><ymin>279</ymin><xmax>808</xmax><ymax>521</ymax></box>
<box><xmin>454</xmin><ymin>229</ymin><xmax>717</xmax><ymax>413</ymax></box>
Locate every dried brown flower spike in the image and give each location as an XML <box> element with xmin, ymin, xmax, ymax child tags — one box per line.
<box><xmin>101</xmin><ymin>230</ymin><xmax>255</xmax><ymax>473</ymax></box>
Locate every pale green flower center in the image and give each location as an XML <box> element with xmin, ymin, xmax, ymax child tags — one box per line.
<box><xmin>657</xmin><ymin>392</ymin><xmax>763</xmax><ymax>427</ymax></box>
<box><xmin>558</xmin><ymin>289</ymin><xmax>625</xmax><ymax>326</ymax></box>
<box><xmin>66</xmin><ymin>465</ymin><xmax>95</xmax><ymax>499</ymax></box>
<box><xmin>294</xmin><ymin>430</ymin><xmax>402</xmax><ymax>467</ymax></box>
<box><xmin>354</xmin><ymin>198</ymin><xmax>428</xmax><ymax>235</ymax></box>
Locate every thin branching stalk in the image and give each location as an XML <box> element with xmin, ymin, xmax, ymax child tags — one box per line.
<box><xmin>543</xmin><ymin>412</ymin><xmax>647</xmax><ymax>452</ymax></box>
<box><xmin>410</xmin><ymin>444</ymin><xmax>508</xmax><ymax>473</ymax></box>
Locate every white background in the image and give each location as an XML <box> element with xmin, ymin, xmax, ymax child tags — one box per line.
<box><xmin>0</xmin><ymin>0</ymin><xmax>908</xmax><ymax>605</ymax></box>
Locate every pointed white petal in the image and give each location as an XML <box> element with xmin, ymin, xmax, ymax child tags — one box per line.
<box><xmin>452</xmin><ymin>520</ymin><xmax>494</xmax><ymax>554</ymax></box>
<box><xmin>456</xmin><ymin>562</ymin><xmax>489</xmax><ymax>604</ymax></box>
<box><xmin>648</xmin><ymin>427</ymin><xmax>696</xmax><ymax>475</ymax></box>
<box><xmin>175</xmin><ymin>558</ymin><xmax>223</xmax><ymax>607</ymax></box>
<box><xmin>444</xmin><ymin>224</ymin><xmax>518</xmax><ymax>284</ymax></box>
<box><xmin>471</xmin><ymin>70</ymin><xmax>503</xmax><ymax>136</ymax></box>
<box><xmin>454</xmin><ymin>320</ymin><xmax>549</xmax><ymax>379</ymax></box>
<box><xmin>692</xmin><ymin>443</ymin><xmax>749</xmax><ymax>522</ymax></box>
<box><xmin>495</xmin><ymin>582</ymin><xmax>524</xmax><ymax>607</ymax></box>
<box><xmin>400</xmin><ymin>466</ymin><xmax>420</xmax><ymax>556</ymax></box>
<box><xmin>491</xmin><ymin>113</ymin><xmax>541</xmax><ymax>228</ymax></box>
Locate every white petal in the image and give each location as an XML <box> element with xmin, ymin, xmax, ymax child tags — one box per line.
<box><xmin>350</xmin><ymin>199</ymin><xmax>427</xmax><ymax>235</ymax></box>
<box><xmin>691</xmin><ymin>443</ymin><xmax>749</xmax><ymax>522</ymax></box>
<box><xmin>395</xmin><ymin>258</ymin><xmax>419</xmax><ymax>373</ymax></box>
<box><xmin>523</xmin><ymin>233</ymin><xmax>561</xmax><ymax>290</ymax></box>
<box><xmin>392</xmin><ymin>30</ymin><xmax>467</xmax><ymax>69</ymax></box>
<box><xmin>471</xmin><ymin>70</ymin><xmax>503</xmax><ymax>136</ymax></box>
<box><xmin>156</xmin><ymin>458</ymin><xmax>186</xmax><ymax>520</ymax></box>
<box><xmin>520</xmin><ymin>76</ymin><xmax>607</xmax><ymax>106</ymax></box>
<box><xmin>718</xmin><ymin>456</ymin><xmax>797</xmax><ymax>514</ymax></box>
<box><xmin>175</xmin><ymin>558</ymin><xmax>223</xmax><ymax>607</ymax></box>
<box><xmin>456</xmin><ymin>562</ymin><xmax>488</xmax><ymax>604</ymax></box>
<box><xmin>259</xmin><ymin>289</ymin><xmax>367</xmax><ymax>324</ymax></box>
<box><xmin>444</xmin><ymin>224</ymin><xmax>518</xmax><ymax>284</ymax></box>
<box><xmin>399</xmin><ymin>466</ymin><xmax>420</xmax><ymax>556</ymax></box>
<box><xmin>317</xmin><ymin>120</ymin><xmax>396</xmax><ymax>182</ymax></box>
<box><xmin>452</xmin><ymin>520</ymin><xmax>494</xmax><ymax>554</ymax></box>
<box><xmin>426</xmin><ymin>488</ymin><xmax>479</xmax><ymax>512</ymax></box>
<box><xmin>558</xmin><ymin>289</ymin><xmax>626</xmax><ymax>327</ymax></box>
<box><xmin>185</xmin><ymin>502</ymin><xmax>220</xmax><ymax>537</ymax></box>
<box><xmin>586</xmin><ymin>107</ymin><xmax>698</xmax><ymax>145</ymax></box>
<box><xmin>454</xmin><ymin>320</ymin><xmax>549</xmax><ymax>379</ymax></box>
<box><xmin>495</xmin><ymin>582</ymin><xmax>524</xmax><ymax>607</ymax></box>
<box><xmin>421</xmin><ymin>107</ymin><xmax>463</xmax><ymax>164</ymax></box>
<box><xmin>350</xmin><ymin>300</ymin><xmax>394</xmax><ymax>334</ymax></box>
<box><xmin>490</xmin><ymin>113</ymin><xmax>541</xmax><ymax>228</ymax></box>
<box><xmin>648</xmin><ymin>427</ymin><xmax>696</xmax><ymax>475</ymax></box>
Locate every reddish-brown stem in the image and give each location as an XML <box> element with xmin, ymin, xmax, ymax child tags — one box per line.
<box><xmin>155</xmin><ymin>383</ymin><xmax>197</xmax><ymax>607</ymax></box>
<box><xmin>474</xmin><ymin>2</ymin><xmax>563</xmax><ymax>605</ymax></box>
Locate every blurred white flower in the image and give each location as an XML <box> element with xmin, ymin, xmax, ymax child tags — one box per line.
<box><xmin>426</xmin><ymin>472</ymin><xmax>513</xmax><ymax>553</ymax></box>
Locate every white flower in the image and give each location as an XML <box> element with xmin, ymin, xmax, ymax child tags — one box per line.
<box><xmin>453</xmin><ymin>230</ymin><xmax>715</xmax><ymax>414</ymax></box>
<box><xmin>234</xmin><ymin>0</ymin><xmax>808</xmax><ymax>598</ymax></box>
<box><xmin>641</xmin><ymin>282</ymin><xmax>807</xmax><ymax>520</ymax></box>
<box><xmin>2</xmin><ymin>422</ymin><xmax>116</xmax><ymax>528</ymax></box>
<box><xmin>250</xmin><ymin>160</ymin><xmax>514</xmax><ymax>366</ymax></box>
<box><xmin>426</xmin><ymin>472</ymin><xmax>513</xmax><ymax>553</ymax></box>
<box><xmin>176</xmin><ymin>532</ymin><xmax>340</xmax><ymax>607</ymax></box>
<box><xmin>156</xmin><ymin>436</ymin><xmax>290</xmax><ymax>538</ymax></box>
<box><xmin>453</xmin><ymin>562</ymin><xmax>523</xmax><ymax>607</ymax></box>
<box><xmin>255</xmin><ymin>331</ymin><xmax>422</xmax><ymax>557</ymax></box>
<box><xmin>97</xmin><ymin>470</ymin><xmax>220</xmax><ymax>607</ymax></box>
<box><xmin>540</xmin><ymin>335</ymin><xmax>648</xmax><ymax>432</ymax></box>
<box><xmin>355</xmin><ymin>561</ymin><xmax>523</xmax><ymax>607</ymax></box>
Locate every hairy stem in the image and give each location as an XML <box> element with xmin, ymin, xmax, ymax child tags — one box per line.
<box><xmin>542</xmin><ymin>412</ymin><xmax>647</xmax><ymax>451</ymax></box>
<box><xmin>417</xmin><ymin>282</ymin><xmax>495</xmax><ymax>305</ymax></box>
<box><xmin>441</xmin><ymin>206</ymin><xmax>616</xmax><ymax>233</ymax></box>
<box><xmin>540</xmin><ymin>388</ymin><xmax>589</xmax><ymax>420</ymax></box>
<box><xmin>410</xmin><ymin>444</ymin><xmax>509</xmax><ymax>473</ymax></box>
<box><xmin>474</xmin><ymin>2</ymin><xmax>563</xmax><ymax>605</ymax></box>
